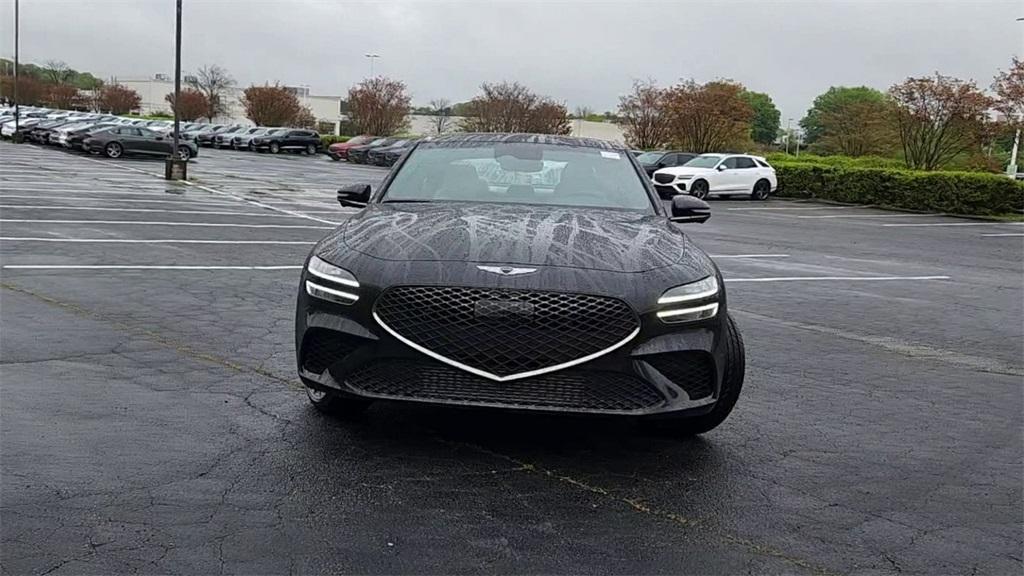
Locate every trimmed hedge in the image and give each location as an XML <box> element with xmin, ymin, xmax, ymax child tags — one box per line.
<box><xmin>320</xmin><ymin>135</ymin><xmax>351</xmax><ymax>147</ymax></box>
<box><xmin>774</xmin><ymin>163</ymin><xmax>1024</xmax><ymax>216</ymax></box>
<box><xmin>766</xmin><ymin>153</ymin><xmax>906</xmax><ymax>171</ymax></box>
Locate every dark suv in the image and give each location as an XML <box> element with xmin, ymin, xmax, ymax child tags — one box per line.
<box><xmin>252</xmin><ymin>129</ymin><xmax>322</xmax><ymax>154</ymax></box>
<box><xmin>636</xmin><ymin>151</ymin><xmax>697</xmax><ymax>176</ymax></box>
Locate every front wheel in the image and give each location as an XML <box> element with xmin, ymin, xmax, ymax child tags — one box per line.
<box><xmin>690</xmin><ymin>180</ymin><xmax>709</xmax><ymax>200</ymax></box>
<box><xmin>269</xmin><ymin>142</ymin><xmax>281</xmax><ymax>154</ymax></box>
<box><xmin>176</xmin><ymin>147</ymin><xmax>191</xmax><ymax>161</ymax></box>
<box><xmin>645</xmin><ymin>314</ymin><xmax>745</xmax><ymax>436</ymax></box>
<box><xmin>751</xmin><ymin>179</ymin><xmax>771</xmax><ymax>201</ymax></box>
<box><xmin>104</xmin><ymin>142</ymin><xmax>123</xmax><ymax>159</ymax></box>
<box><xmin>306</xmin><ymin>386</ymin><xmax>372</xmax><ymax>418</ymax></box>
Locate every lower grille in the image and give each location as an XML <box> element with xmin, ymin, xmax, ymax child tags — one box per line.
<box><xmin>346</xmin><ymin>359</ymin><xmax>665</xmax><ymax>413</ymax></box>
<box><xmin>653</xmin><ymin>173</ymin><xmax>675</xmax><ymax>184</ymax></box>
<box><xmin>655</xmin><ymin>184</ymin><xmax>680</xmax><ymax>196</ymax></box>
<box><xmin>300</xmin><ymin>329</ymin><xmax>364</xmax><ymax>374</ymax></box>
<box><xmin>642</xmin><ymin>352</ymin><xmax>715</xmax><ymax>400</ymax></box>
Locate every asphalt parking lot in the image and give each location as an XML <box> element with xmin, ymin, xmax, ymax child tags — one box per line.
<box><xmin>2</xmin><ymin>142</ymin><xmax>1022</xmax><ymax>575</ymax></box>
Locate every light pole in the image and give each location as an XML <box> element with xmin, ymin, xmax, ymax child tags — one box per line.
<box><xmin>785</xmin><ymin>118</ymin><xmax>792</xmax><ymax>155</ymax></box>
<box><xmin>364</xmin><ymin>53</ymin><xmax>379</xmax><ymax>77</ymax></box>
<box><xmin>13</xmin><ymin>0</ymin><xmax>19</xmax><ymax>142</ymax></box>
<box><xmin>165</xmin><ymin>0</ymin><xmax>186</xmax><ymax>180</ymax></box>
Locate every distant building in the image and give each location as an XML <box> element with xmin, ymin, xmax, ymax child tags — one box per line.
<box><xmin>116</xmin><ymin>75</ymin><xmax>347</xmax><ymax>134</ymax></box>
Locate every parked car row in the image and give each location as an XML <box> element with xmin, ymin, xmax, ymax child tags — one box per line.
<box><xmin>1</xmin><ymin>106</ymin><xmax>198</xmax><ymax>160</ymax></box>
<box><xmin>326</xmin><ymin>135</ymin><xmax>418</xmax><ymax>167</ymax></box>
<box><xmin>183</xmin><ymin>124</ymin><xmax>321</xmax><ymax>154</ymax></box>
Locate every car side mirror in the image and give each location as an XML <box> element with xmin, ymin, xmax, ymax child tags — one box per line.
<box><xmin>716</xmin><ymin>164</ymin><xmax>727</xmax><ymax>171</ymax></box>
<box><xmin>670</xmin><ymin>195</ymin><xmax>711</xmax><ymax>224</ymax></box>
<box><xmin>337</xmin><ymin>184</ymin><xmax>372</xmax><ymax>208</ymax></box>
<box><xmin>155</xmin><ymin>135</ymin><xmax>164</xmax><ymax>141</ymax></box>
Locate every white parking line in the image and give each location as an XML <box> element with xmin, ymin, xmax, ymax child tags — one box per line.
<box><xmin>710</xmin><ymin>254</ymin><xmax>790</xmax><ymax>259</ymax></box>
<box><xmin>0</xmin><ymin>194</ymin><xmax>241</xmax><ymax>206</ymax></box>
<box><xmin>0</xmin><ymin>205</ymin><xmax>313</xmax><ymax>218</ymax></box>
<box><xmin>0</xmin><ymin>219</ymin><xmax>332</xmax><ymax>229</ymax></box>
<box><xmin>2</xmin><ymin>265</ymin><xmax>303</xmax><ymax>271</ymax></box>
<box><xmin>725</xmin><ymin>275</ymin><xmax>950</xmax><ymax>283</ymax></box>
<box><xmin>882</xmin><ymin>222</ymin><xmax>1024</xmax><ymax>228</ymax></box>
<box><xmin>980</xmin><ymin>233</ymin><xmax>1024</xmax><ymax>237</ymax></box>
<box><xmin>797</xmin><ymin>213</ymin><xmax>941</xmax><ymax>219</ymax></box>
<box><xmin>0</xmin><ymin>237</ymin><xmax>314</xmax><ymax>245</ymax></box>
<box><xmin>725</xmin><ymin>206</ymin><xmax>857</xmax><ymax>211</ymax></box>
<box><xmin>80</xmin><ymin>156</ymin><xmax>342</xmax><ymax>226</ymax></box>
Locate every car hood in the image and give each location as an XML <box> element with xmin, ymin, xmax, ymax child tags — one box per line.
<box><xmin>656</xmin><ymin>166</ymin><xmax>717</xmax><ymax>177</ymax></box>
<box><xmin>320</xmin><ymin>203</ymin><xmax>688</xmax><ymax>273</ymax></box>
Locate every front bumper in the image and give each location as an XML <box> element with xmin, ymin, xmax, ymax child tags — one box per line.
<box><xmin>295</xmin><ymin>263</ymin><xmax>729</xmax><ymax>417</ymax></box>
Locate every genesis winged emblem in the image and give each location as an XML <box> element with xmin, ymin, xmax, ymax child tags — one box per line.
<box><xmin>477</xmin><ymin>265</ymin><xmax>538</xmax><ymax>276</ymax></box>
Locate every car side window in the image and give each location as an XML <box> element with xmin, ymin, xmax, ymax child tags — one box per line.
<box><xmin>120</xmin><ymin>127</ymin><xmax>140</xmax><ymax>137</ymax></box>
<box><xmin>755</xmin><ymin>159</ymin><xmax>771</xmax><ymax>168</ymax></box>
<box><xmin>735</xmin><ymin>157</ymin><xmax>757</xmax><ymax>169</ymax></box>
<box><xmin>722</xmin><ymin>157</ymin><xmax>739</xmax><ymax>169</ymax></box>
<box><xmin>107</xmin><ymin>128</ymin><xmax>121</xmax><ymax>135</ymax></box>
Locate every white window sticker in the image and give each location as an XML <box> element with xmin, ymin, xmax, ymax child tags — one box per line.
<box><xmin>600</xmin><ymin>151</ymin><xmax>621</xmax><ymax>160</ymax></box>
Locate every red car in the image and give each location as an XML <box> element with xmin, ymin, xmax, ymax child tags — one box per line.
<box><xmin>327</xmin><ymin>135</ymin><xmax>378</xmax><ymax>161</ymax></box>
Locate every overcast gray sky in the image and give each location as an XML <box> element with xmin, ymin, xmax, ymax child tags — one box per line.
<box><xmin>1</xmin><ymin>0</ymin><xmax>1021</xmax><ymax>122</ymax></box>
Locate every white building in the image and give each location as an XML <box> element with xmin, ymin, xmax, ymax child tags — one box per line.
<box><xmin>117</xmin><ymin>76</ymin><xmax>347</xmax><ymax>133</ymax></box>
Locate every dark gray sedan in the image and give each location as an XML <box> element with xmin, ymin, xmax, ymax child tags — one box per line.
<box><xmin>82</xmin><ymin>126</ymin><xmax>199</xmax><ymax>160</ymax></box>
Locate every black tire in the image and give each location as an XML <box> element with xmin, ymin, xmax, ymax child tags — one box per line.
<box><xmin>646</xmin><ymin>314</ymin><xmax>745</xmax><ymax>436</ymax></box>
<box><xmin>176</xmin><ymin>147</ymin><xmax>191</xmax><ymax>161</ymax></box>
<box><xmin>104</xmin><ymin>142</ymin><xmax>123</xmax><ymax>159</ymax></box>
<box><xmin>305</xmin><ymin>144</ymin><xmax>317</xmax><ymax>155</ymax></box>
<box><xmin>690</xmin><ymin>179</ymin><xmax>709</xmax><ymax>200</ymax></box>
<box><xmin>269</xmin><ymin>142</ymin><xmax>280</xmax><ymax>154</ymax></box>
<box><xmin>751</xmin><ymin>179</ymin><xmax>771</xmax><ymax>201</ymax></box>
<box><xmin>306</xmin><ymin>386</ymin><xmax>372</xmax><ymax>418</ymax></box>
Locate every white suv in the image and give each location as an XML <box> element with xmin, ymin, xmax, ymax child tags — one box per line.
<box><xmin>652</xmin><ymin>153</ymin><xmax>777</xmax><ymax>200</ymax></box>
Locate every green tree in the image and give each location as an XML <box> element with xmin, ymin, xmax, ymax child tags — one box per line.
<box><xmin>740</xmin><ymin>90</ymin><xmax>780</xmax><ymax>145</ymax></box>
<box><xmin>800</xmin><ymin>86</ymin><xmax>887</xmax><ymax>144</ymax></box>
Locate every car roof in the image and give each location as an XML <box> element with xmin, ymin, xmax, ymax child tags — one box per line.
<box><xmin>426</xmin><ymin>132</ymin><xmax>624</xmax><ymax>150</ymax></box>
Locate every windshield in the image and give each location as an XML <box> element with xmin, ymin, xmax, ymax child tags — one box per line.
<box><xmin>636</xmin><ymin>152</ymin><xmax>665</xmax><ymax>164</ymax></box>
<box><xmin>684</xmin><ymin>155</ymin><xmax>723</xmax><ymax>168</ymax></box>
<box><xmin>382</xmin><ymin>141</ymin><xmax>654</xmax><ymax>212</ymax></box>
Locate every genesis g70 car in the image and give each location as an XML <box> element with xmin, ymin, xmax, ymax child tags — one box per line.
<box><xmin>295</xmin><ymin>133</ymin><xmax>745</xmax><ymax>435</ymax></box>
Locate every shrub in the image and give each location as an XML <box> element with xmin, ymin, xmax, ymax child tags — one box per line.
<box><xmin>320</xmin><ymin>135</ymin><xmax>350</xmax><ymax>147</ymax></box>
<box><xmin>774</xmin><ymin>163</ymin><xmax>1024</xmax><ymax>216</ymax></box>
<box><xmin>766</xmin><ymin>153</ymin><xmax>906</xmax><ymax>170</ymax></box>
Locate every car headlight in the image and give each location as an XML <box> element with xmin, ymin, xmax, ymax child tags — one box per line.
<box><xmin>656</xmin><ymin>276</ymin><xmax>719</xmax><ymax>324</ymax></box>
<box><xmin>675</xmin><ymin>175</ymin><xmax>693</xmax><ymax>181</ymax></box>
<box><xmin>305</xmin><ymin>255</ymin><xmax>359</xmax><ymax>305</ymax></box>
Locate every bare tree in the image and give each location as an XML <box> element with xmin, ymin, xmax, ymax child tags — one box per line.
<box><xmin>461</xmin><ymin>81</ymin><xmax>570</xmax><ymax>134</ymax></box>
<box><xmin>95</xmin><ymin>84</ymin><xmax>142</xmax><ymax>115</ymax></box>
<box><xmin>47</xmin><ymin>84</ymin><xmax>84</xmax><ymax>109</ymax></box>
<box><xmin>291</xmin><ymin>105</ymin><xmax>317</xmax><ymax>129</ymax></box>
<box><xmin>347</xmin><ymin>77</ymin><xmax>411</xmax><ymax>136</ymax></box>
<box><xmin>617</xmin><ymin>80</ymin><xmax>670</xmax><ymax>149</ymax></box>
<box><xmin>662</xmin><ymin>79</ymin><xmax>754</xmax><ymax>153</ymax></box>
<box><xmin>41</xmin><ymin>60</ymin><xmax>74</xmax><ymax>85</ymax></box>
<box><xmin>187</xmin><ymin>64</ymin><xmax>235</xmax><ymax>122</ymax></box>
<box><xmin>165</xmin><ymin>88</ymin><xmax>209</xmax><ymax>122</ymax></box>
<box><xmin>992</xmin><ymin>57</ymin><xmax>1024</xmax><ymax>128</ymax></box>
<box><xmin>240</xmin><ymin>84</ymin><xmax>301</xmax><ymax>126</ymax></box>
<box><xmin>428</xmin><ymin>98</ymin><xmax>452</xmax><ymax>134</ymax></box>
<box><xmin>817</xmin><ymin>98</ymin><xmax>897</xmax><ymax>156</ymax></box>
<box><xmin>890</xmin><ymin>74</ymin><xmax>992</xmax><ymax>170</ymax></box>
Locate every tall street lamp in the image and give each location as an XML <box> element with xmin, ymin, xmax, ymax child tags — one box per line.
<box><xmin>165</xmin><ymin>0</ymin><xmax>186</xmax><ymax>180</ymax></box>
<box><xmin>364</xmin><ymin>53</ymin><xmax>379</xmax><ymax>77</ymax></box>
<box><xmin>13</xmin><ymin>0</ymin><xmax>19</xmax><ymax>142</ymax></box>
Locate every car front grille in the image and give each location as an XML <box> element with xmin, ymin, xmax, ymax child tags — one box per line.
<box><xmin>642</xmin><ymin>352</ymin><xmax>715</xmax><ymax>400</ymax></box>
<box><xmin>653</xmin><ymin>173</ymin><xmax>675</xmax><ymax>184</ymax></box>
<box><xmin>346</xmin><ymin>358</ymin><xmax>665</xmax><ymax>413</ymax></box>
<box><xmin>374</xmin><ymin>286</ymin><xmax>639</xmax><ymax>379</ymax></box>
<box><xmin>300</xmin><ymin>328</ymin><xmax>365</xmax><ymax>375</ymax></box>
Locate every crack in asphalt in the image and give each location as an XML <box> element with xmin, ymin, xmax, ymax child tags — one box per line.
<box><xmin>733</xmin><ymin>308</ymin><xmax>1024</xmax><ymax>377</ymax></box>
<box><xmin>1</xmin><ymin>280</ymin><xmax>838</xmax><ymax>575</ymax></box>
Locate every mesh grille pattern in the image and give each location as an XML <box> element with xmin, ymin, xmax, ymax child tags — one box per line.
<box><xmin>653</xmin><ymin>173</ymin><xmax>675</xmax><ymax>184</ymax></box>
<box><xmin>346</xmin><ymin>359</ymin><xmax>664</xmax><ymax>412</ymax></box>
<box><xmin>301</xmin><ymin>329</ymin><xmax>363</xmax><ymax>374</ymax></box>
<box><xmin>643</xmin><ymin>352</ymin><xmax>715</xmax><ymax>400</ymax></box>
<box><xmin>375</xmin><ymin>286</ymin><xmax>639</xmax><ymax>378</ymax></box>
